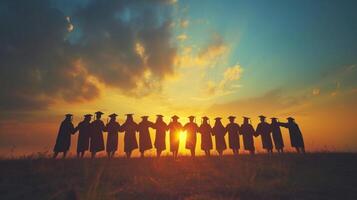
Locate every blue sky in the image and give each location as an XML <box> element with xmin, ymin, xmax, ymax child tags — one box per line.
<box><xmin>178</xmin><ymin>0</ymin><xmax>357</xmax><ymax>98</ymax></box>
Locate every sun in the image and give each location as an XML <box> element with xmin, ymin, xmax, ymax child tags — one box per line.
<box><xmin>179</xmin><ymin>131</ymin><xmax>187</xmax><ymax>143</ymax></box>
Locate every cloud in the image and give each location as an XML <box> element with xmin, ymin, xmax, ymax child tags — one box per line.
<box><xmin>177</xmin><ymin>33</ymin><xmax>188</xmax><ymax>41</ymax></box>
<box><xmin>0</xmin><ymin>0</ymin><xmax>177</xmax><ymax>112</ymax></box>
<box><xmin>175</xmin><ymin>34</ymin><xmax>229</xmax><ymax>68</ymax></box>
<box><xmin>202</xmin><ymin>64</ymin><xmax>243</xmax><ymax>98</ymax></box>
<box><xmin>312</xmin><ymin>88</ymin><xmax>320</xmax><ymax>96</ymax></box>
<box><xmin>180</xmin><ymin>19</ymin><xmax>189</xmax><ymax>28</ymax></box>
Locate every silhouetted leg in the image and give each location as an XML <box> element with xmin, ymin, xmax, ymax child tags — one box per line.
<box><xmin>63</xmin><ymin>151</ymin><xmax>67</xmax><ymax>158</ymax></box>
<box><xmin>111</xmin><ymin>151</ymin><xmax>115</xmax><ymax>158</ymax></box>
<box><xmin>190</xmin><ymin>149</ymin><xmax>195</xmax><ymax>157</ymax></box>
<box><xmin>156</xmin><ymin>150</ymin><xmax>162</xmax><ymax>157</ymax></box>
<box><xmin>301</xmin><ymin>147</ymin><xmax>305</xmax><ymax>154</ymax></box>
<box><xmin>281</xmin><ymin>148</ymin><xmax>284</xmax><ymax>153</ymax></box>
<box><xmin>81</xmin><ymin>151</ymin><xmax>85</xmax><ymax>158</ymax></box>
<box><xmin>126</xmin><ymin>151</ymin><xmax>131</xmax><ymax>158</ymax></box>
<box><xmin>295</xmin><ymin>147</ymin><xmax>300</xmax><ymax>153</ymax></box>
<box><xmin>218</xmin><ymin>150</ymin><xmax>223</xmax><ymax>157</ymax></box>
<box><xmin>53</xmin><ymin>152</ymin><xmax>59</xmax><ymax>159</ymax></box>
<box><xmin>233</xmin><ymin>149</ymin><xmax>238</xmax><ymax>155</ymax></box>
<box><xmin>91</xmin><ymin>152</ymin><xmax>96</xmax><ymax>159</ymax></box>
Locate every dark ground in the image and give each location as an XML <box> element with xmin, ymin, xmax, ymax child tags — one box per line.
<box><xmin>0</xmin><ymin>153</ymin><xmax>357</xmax><ymax>200</ymax></box>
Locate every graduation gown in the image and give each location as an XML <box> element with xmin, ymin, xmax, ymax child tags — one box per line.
<box><xmin>240</xmin><ymin>123</ymin><xmax>256</xmax><ymax>151</ymax></box>
<box><xmin>168</xmin><ymin>121</ymin><xmax>182</xmax><ymax>152</ymax></box>
<box><xmin>153</xmin><ymin>121</ymin><xmax>167</xmax><ymax>151</ymax></box>
<box><xmin>75</xmin><ymin>120</ymin><xmax>91</xmax><ymax>152</ymax></box>
<box><xmin>256</xmin><ymin>122</ymin><xmax>273</xmax><ymax>150</ymax></box>
<box><xmin>121</xmin><ymin>120</ymin><xmax>138</xmax><ymax>152</ymax></box>
<box><xmin>271</xmin><ymin>122</ymin><xmax>284</xmax><ymax>149</ymax></box>
<box><xmin>183</xmin><ymin>122</ymin><xmax>198</xmax><ymax>150</ymax></box>
<box><xmin>226</xmin><ymin>123</ymin><xmax>240</xmax><ymax>149</ymax></box>
<box><xmin>90</xmin><ymin>119</ymin><xmax>105</xmax><ymax>152</ymax></box>
<box><xmin>198</xmin><ymin>123</ymin><xmax>213</xmax><ymax>151</ymax></box>
<box><xmin>280</xmin><ymin>122</ymin><xmax>305</xmax><ymax>148</ymax></box>
<box><xmin>137</xmin><ymin>121</ymin><xmax>154</xmax><ymax>152</ymax></box>
<box><xmin>105</xmin><ymin>121</ymin><xmax>120</xmax><ymax>152</ymax></box>
<box><xmin>212</xmin><ymin>123</ymin><xmax>227</xmax><ymax>151</ymax></box>
<box><xmin>54</xmin><ymin>119</ymin><xmax>75</xmax><ymax>152</ymax></box>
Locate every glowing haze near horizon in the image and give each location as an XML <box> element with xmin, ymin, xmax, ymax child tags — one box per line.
<box><xmin>1</xmin><ymin>0</ymin><xmax>357</xmax><ymax>157</ymax></box>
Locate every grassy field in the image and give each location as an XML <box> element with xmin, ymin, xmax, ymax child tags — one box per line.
<box><xmin>0</xmin><ymin>153</ymin><xmax>357</xmax><ymax>200</ymax></box>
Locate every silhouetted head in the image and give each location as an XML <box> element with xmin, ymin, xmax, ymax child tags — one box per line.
<box><xmin>126</xmin><ymin>114</ymin><xmax>134</xmax><ymax>121</ymax></box>
<box><xmin>214</xmin><ymin>117</ymin><xmax>222</xmax><ymax>126</ymax></box>
<box><xmin>287</xmin><ymin>117</ymin><xmax>295</xmax><ymax>123</ymax></box>
<box><xmin>109</xmin><ymin>113</ymin><xmax>118</xmax><ymax>121</ymax></box>
<box><xmin>65</xmin><ymin>114</ymin><xmax>73</xmax><ymax>121</ymax></box>
<box><xmin>243</xmin><ymin>117</ymin><xmax>250</xmax><ymax>124</ymax></box>
<box><xmin>202</xmin><ymin>116</ymin><xmax>209</xmax><ymax>124</ymax></box>
<box><xmin>171</xmin><ymin>115</ymin><xmax>179</xmax><ymax>122</ymax></box>
<box><xmin>156</xmin><ymin>114</ymin><xmax>164</xmax><ymax>122</ymax></box>
<box><xmin>84</xmin><ymin>114</ymin><xmax>92</xmax><ymax>122</ymax></box>
<box><xmin>95</xmin><ymin>111</ymin><xmax>104</xmax><ymax>120</ymax></box>
<box><xmin>271</xmin><ymin>117</ymin><xmax>278</xmax><ymax>123</ymax></box>
<box><xmin>141</xmin><ymin>116</ymin><xmax>149</xmax><ymax>121</ymax></box>
<box><xmin>188</xmin><ymin>116</ymin><xmax>195</xmax><ymax>122</ymax></box>
<box><xmin>228</xmin><ymin>116</ymin><xmax>236</xmax><ymax>123</ymax></box>
<box><xmin>259</xmin><ymin>115</ymin><xmax>266</xmax><ymax>122</ymax></box>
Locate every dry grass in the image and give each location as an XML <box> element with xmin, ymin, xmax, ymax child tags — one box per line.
<box><xmin>0</xmin><ymin>153</ymin><xmax>357</xmax><ymax>200</ymax></box>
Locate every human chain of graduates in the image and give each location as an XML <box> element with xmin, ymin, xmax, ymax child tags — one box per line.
<box><xmin>53</xmin><ymin>111</ymin><xmax>305</xmax><ymax>159</ymax></box>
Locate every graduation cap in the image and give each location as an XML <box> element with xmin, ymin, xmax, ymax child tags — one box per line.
<box><xmin>202</xmin><ymin>116</ymin><xmax>209</xmax><ymax>120</ymax></box>
<box><xmin>109</xmin><ymin>113</ymin><xmax>118</xmax><ymax>118</ymax></box>
<box><xmin>258</xmin><ymin>115</ymin><xmax>266</xmax><ymax>119</ymax></box>
<box><xmin>214</xmin><ymin>117</ymin><xmax>222</xmax><ymax>121</ymax></box>
<box><xmin>271</xmin><ymin>117</ymin><xmax>279</xmax><ymax>122</ymax></box>
<box><xmin>243</xmin><ymin>116</ymin><xmax>251</xmax><ymax>123</ymax></box>
<box><xmin>228</xmin><ymin>116</ymin><xmax>236</xmax><ymax>120</ymax></box>
<box><xmin>141</xmin><ymin>116</ymin><xmax>149</xmax><ymax>119</ymax></box>
<box><xmin>65</xmin><ymin>113</ymin><xmax>73</xmax><ymax>117</ymax></box>
<box><xmin>156</xmin><ymin>114</ymin><xmax>164</xmax><ymax>118</ymax></box>
<box><xmin>95</xmin><ymin>111</ymin><xmax>104</xmax><ymax>115</ymax></box>
<box><xmin>84</xmin><ymin>114</ymin><xmax>92</xmax><ymax>118</ymax></box>
<box><xmin>188</xmin><ymin>115</ymin><xmax>195</xmax><ymax>120</ymax></box>
<box><xmin>287</xmin><ymin>117</ymin><xmax>295</xmax><ymax>121</ymax></box>
<box><xmin>171</xmin><ymin>115</ymin><xmax>179</xmax><ymax>120</ymax></box>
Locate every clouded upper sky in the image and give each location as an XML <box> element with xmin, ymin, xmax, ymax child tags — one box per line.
<box><xmin>1</xmin><ymin>0</ymin><xmax>357</xmax><ymax>156</ymax></box>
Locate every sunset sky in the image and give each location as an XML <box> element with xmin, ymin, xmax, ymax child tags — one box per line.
<box><xmin>1</xmin><ymin>0</ymin><xmax>357</xmax><ymax>156</ymax></box>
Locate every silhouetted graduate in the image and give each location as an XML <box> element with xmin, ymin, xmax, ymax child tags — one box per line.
<box><xmin>240</xmin><ymin>117</ymin><xmax>256</xmax><ymax>155</ymax></box>
<box><xmin>225</xmin><ymin>116</ymin><xmax>240</xmax><ymax>155</ymax></box>
<box><xmin>255</xmin><ymin>115</ymin><xmax>273</xmax><ymax>154</ymax></box>
<box><xmin>120</xmin><ymin>114</ymin><xmax>138</xmax><ymax>158</ymax></box>
<box><xmin>53</xmin><ymin>114</ymin><xmax>75</xmax><ymax>158</ymax></box>
<box><xmin>198</xmin><ymin>116</ymin><xmax>213</xmax><ymax>156</ymax></box>
<box><xmin>90</xmin><ymin>111</ymin><xmax>106</xmax><ymax>158</ymax></box>
<box><xmin>105</xmin><ymin>113</ymin><xmax>120</xmax><ymax>159</ymax></box>
<box><xmin>167</xmin><ymin>115</ymin><xmax>182</xmax><ymax>159</ymax></box>
<box><xmin>212</xmin><ymin>117</ymin><xmax>226</xmax><ymax>157</ymax></box>
<box><xmin>280</xmin><ymin>117</ymin><xmax>305</xmax><ymax>153</ymax></box>
<box><xmin>153</xmin><ymin>114</ymin><xmax>168</xmax><ymax>157</ymax></box>
<box><xmin>137</xmin><ymin>116</ymin><xmax>154</xmax><ymax>158</ymax></box>
<box><xmin>183</xmin><ymin>116</ymin><xmax>199</xmax><ymax>157</ymax></box>
<box><xmin>73</xmin><ymin>114</ymin><xmax>92</xmax><ymax>158</ymax></box>
<box><xmin>271</xmin><ymin>117</ymin><xmax>284</xmax><ymax>153</ymax></box>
